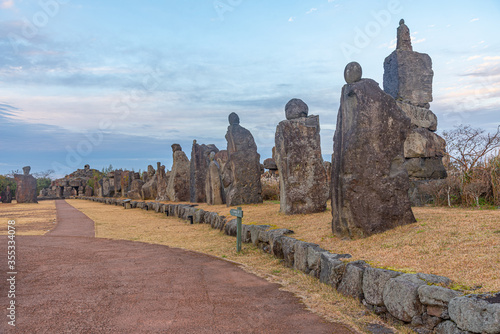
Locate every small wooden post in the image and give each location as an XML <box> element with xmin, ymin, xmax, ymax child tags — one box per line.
<box><xmin>230</xmin><ymin>207</ymin><xmax>244</xmax><ymax>253</ymax></box>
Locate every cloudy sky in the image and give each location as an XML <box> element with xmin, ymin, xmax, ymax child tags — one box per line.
<box><xmin>1</xmin><ymin>0</ymin><xmax>499</xmax><ymax>178</ymax></box>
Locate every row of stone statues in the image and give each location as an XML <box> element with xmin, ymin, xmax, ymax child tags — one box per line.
<box><xmin>33</xmin><ymin>19</ymin><xmax>444</xmax><ymax>239</ymax></box>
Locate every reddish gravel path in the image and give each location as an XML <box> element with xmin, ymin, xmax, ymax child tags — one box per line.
<box><xmin>0</xmin><ymin>200</ymin><xmax>354</xmax><ymax>333</ymax></box>
<box><xmin>47</xmin><ymin>199</ymin><xmax>95</xmax><ymax>237</ymax></box>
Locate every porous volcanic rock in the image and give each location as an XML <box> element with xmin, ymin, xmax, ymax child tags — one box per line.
<box><xmin>14</xmin><ymin>166</ymin><xmax>38</xmax><ymax>203</ymax></box>
<box><xmin>275</xmin><ymin>100</ymin><xmax>328</xmax><ymax>214</ymax></box>
<box><xmin>331</xmin><ymin>65</ymin><xmax>416</xmax><ymax>238</ymax></box>
<box><xmin>190</xmin><ymin>140</ymin><xmax>219</xmax><ymax>203</ymax></box>
<box><xmin>166</xmin><ymin>144</ymin><xmax>190</xmax><ymax>202</ymax></box>
<box><xmin>222</xmin><ymin>112</ymin><xmax>262</xmax><ymax>206</ymax></box>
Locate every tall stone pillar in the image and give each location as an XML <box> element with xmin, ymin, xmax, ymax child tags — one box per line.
<box><xmin>275</xmin><ymin>99</ymin><xmax>328</xmax><ymax>214</ymax></box>
<box><xmin>14</xmin><ymin>166</ymin><xmax>38</xmax><ymax>203</ymax></box>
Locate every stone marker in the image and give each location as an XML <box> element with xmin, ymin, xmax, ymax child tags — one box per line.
<box><xmin>222</xmin><ymin>112</ymin><xmax>262</xmax><ymax>206</ymax></box>
<box><xmin>1</xmin><ymin>185</ymin><xmax>13</xmax><ymax>203</ymax></box>
<box><xmin>331</xmin><ymin>62</ymin><xmax>416</xmax><ymax>238</ymax></box>
<box><xmin>166</xmin><ymin>144</ymin><xmax>190</xmax><ymax>202</ymax></box>
<box><xmin>14</xmin><ymin>166</ymin><xmax>38</xmax><ymax>203</ymax></box>
<box><xmin>275</xmin><ymin>99</ymin><xmax>329</xmax><ymax>214</ymax></box>
<box><xmin>141</xmin><ymin>165</ymin><xmax>157</xmax><ymax>200</ymax></box>
<box><xmin>156</xmin><ymin>163</ymin><xmax>169</xmax><ymax>201</ymax></box>
<box><xmin>190</xmin><ymin>140</ymin><xmax>219</xmax><ymax>203</ymax></box>
<box><xmin>383</xmin><ymin>19</ymin><xmax>447</xmax><ymax>205</ymax></box>
<box><xmin>285</xmin><ymin>98</ymin><xmax>308</xmax><ymax>120</ymax></box>
<box><xmin>205</xmin><ymin>152</ymin><xmax>224</xmax><ymax>205</ymax></box>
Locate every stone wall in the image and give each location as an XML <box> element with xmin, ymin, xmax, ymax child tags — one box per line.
<box><xmin>78</xmin><ymin>196</ymin><xmax>500</xmax><ymax>334</ymax></box>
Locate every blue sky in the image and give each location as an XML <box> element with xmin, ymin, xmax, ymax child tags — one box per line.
<box><xmin>1</xmin><ymin>0</ymin><xmax>499</xmax><ymax>178</ymax></box>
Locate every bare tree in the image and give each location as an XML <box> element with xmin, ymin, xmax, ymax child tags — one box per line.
<box><xmin>442</xmin><ymin>125</ymin><xmax>500</xmax><ymax>206</ymax></box>
<box><xmin>443</xmin><ymin>124</ymin><xmax>500</xmax><ymax>178</ymax></box>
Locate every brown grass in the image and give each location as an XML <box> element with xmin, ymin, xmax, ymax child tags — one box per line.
<box><xmin>67</xmin><ymin>199</ymin><xmax>406</xmax><ymax>334</ymax></box>
<box><xmin>0</xmin><ymin>200</ymin><xmax>56</xmax><ymax>235</ymax></box>
<box><xmin>192</xmin><ymin>201</ymin><xmax>500</xmax><ymax>293</ymax></box>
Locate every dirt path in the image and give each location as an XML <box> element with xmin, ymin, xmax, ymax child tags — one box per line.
<box><xmin>0</xmin><ymin>200</ymin><xmax>354</xmax><ymax>333</ymax></box>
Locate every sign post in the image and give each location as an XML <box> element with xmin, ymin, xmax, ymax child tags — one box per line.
<box><xmin>229</xmin><ymin>207</ymin><xmax>243</xmax><ymax>253</ymax></box>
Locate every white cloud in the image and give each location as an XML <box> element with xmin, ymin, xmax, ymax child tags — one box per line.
<box><xmin>288</xmin><ymin>17</ymin><xmax>294</xmax><ymax>22</ymax></box>
<box><xmin>484</xmin><ymin>56</ymin><xmax>500</xmax><ymax>61</ymax></box>
<box><xmin>467</xmin><ymin>55</ymin><xmax>481</xmax><ymax>61</ymax></box>
<box><xmin>470</xmin><ymin>18</ymin><xmax>479</xmax><ymax>22</ymax></box>
<box><xmin>0</xmin><ymin>0</ymin><xmax>14</xmax><ymax>9</ymax></box>
<box><xmin>412</xmin><ymin>38</ymin><xmax>426</xmax><ymax>44</ymax></box>
<box><xmin>306</xmin><ymin>8</ymin><xmax>317</xmax><ymax>14</ymax></box>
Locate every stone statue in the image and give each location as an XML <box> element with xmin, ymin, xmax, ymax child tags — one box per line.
<box><xmin>14</xmin><ymin>166</ymin><xmax>38</xmax><ymax>203</ymax></box>
<box><xmin>331</xmin><ymin>62</ymin><xmax>416</xmax><ymax>238</ymax></box>
<box><xmin>396</xmin><ymin>19</ymin><xmax>412</xmax><ymax>51</ymax></box>
<box><xmin>275</xmin><ymin>99</ymin><xmax>329</xmax><ymax>214</ymax></box>
<box><xmin>222</xmin><ymin>112</ymin><xmax>262</xmax><ymax>206</ymax></box>
<box><xmin>205</xmin><ymin>152</ymin><xmax>224</xmax><ymax>205</ymax></box>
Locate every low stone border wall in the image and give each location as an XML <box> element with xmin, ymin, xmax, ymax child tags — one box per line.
<box><xmin>77</xmin><ymin>196</ymin><xmax>500</xmax><ymax>334</ymax></box>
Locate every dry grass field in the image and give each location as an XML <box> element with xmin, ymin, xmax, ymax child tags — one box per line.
<box><xmin>67</xmin><ymin>199</ymin><xmax>404</xmax><ymax>333</ymax></box>
<box><xmin>195</xmin><ymin>202</ymin><xmax>500</xmax><ymax>293</ymax></box>
<box><xmin>0</xmin><ymin>200</ymin><xmax>56</xmax><ymax>235</ymax></box>
<box><xmin>2</xmin><ymin>198</ymin><xmax>498</xmax><ymax>333</ymax></box>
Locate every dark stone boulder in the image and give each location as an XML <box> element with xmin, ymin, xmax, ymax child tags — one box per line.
<box><xmin>14</xmin><ymin>166</ymin><xmax>37</xmax><ymax>203</ymax></box>
<box><xmin>190</xmin><ymin>140</ymin><xmax>219</xmax><ymax>203</ymax></box>
<box><xmin>285</xmin><ymin>98</ymin><xmax>308</xmax><ymax>120</ymax></box>
<box><xmin>275</xmin><ymin>101</ymin><xmax>328</xmax><ymax>214</ymax></box>
<box><xmin>331</xmin><ymin>65</ymin><xmax>416</xmax><ymax>238</ymax></box>
<box><xmin>222</xmin><ymin>113</ymin><xmax>262</xmax><ymax>206</ymax></box>
<box><xmin>166</xmin><ymin>144</ymin><xmax>190</xmax><ymax>202</ymax></box>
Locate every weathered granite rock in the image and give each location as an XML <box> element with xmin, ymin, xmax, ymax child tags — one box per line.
<box><xmin>382</xmin><ymin>17</ymin><xmax>447</xmax><ymax>205</ymax></box>
<box><xmin>404</xmin><ymin>128</ymin><xmax>446</xmax><ymax>158</ymax></box>
<box><xmin>263</xmin><ymin>158</ymin><xmax>277</xmax><ymax>171</ymax></box>
<box><xmin>363</xmin><ymin>267</ymin><xmax>401</xmax><ymax>306</ymax></box>
<box><xmin>344</xmin><ymin>61</ymin><xmax>362</xmax><ymax>84</ymax></box>
<box><xmin>1</xmin><ymin>185</ymin><xmax>13</xmax><ymax>203</ymax></box>
<box><xmin>331</xmin><ymin>65</ymin><xmax>416</xmax><ymax>238</ymax></box>
<box><xmin>319</xmin><ymin>253</ymin><xmax>347</xmax><ymax>288</ymax></box>
<box><xmin>418</xmin><ymin>285</ymin><xmax>461</xmax><ymax>307</ymax></box>
<box><xmin>397</xmin><ymin>19</ymin><xmax>412</xmax><ymax>51</ymax></box>
<box><xmin>141</xmin><ymin>165</ymin><xmax>157</xmax><ymax>200</ymax></box>
<box><xmin>285</xmin><ymin>98</ymin><xmax>308</xmax><ymax>120</ymax></box>
<box><xmin>14</xmin><ymin>166</ymin><xmax>38</xmax><ymax>203</ymax></box>
<box><xmin>434</xmin><ymin>321</ymin><xmax>470</xmax><ymax>334</ymax></box>
<box><xmin>166</xmin><ymin>144</ymin><xmax>190</xmax><ymax>202</ymax></box>
<box><xmin>448</xmin><ymin>296</ymin><xmax>500</xmax><ymax>334</ymax></box>
<box><xmin>128</xmin><ymin>179</ymin><xmax>144</xmax><ymax>199</ymax></box>
<box><xmin>383</xmin><ymin>273</ymin><xmax>451</xmax><ymax>323</ymax></box>
<box><xmin>205</xmin><ymin>152</ymin><xmax>224</xmax><ymax>205</ymax></box>
<box><xmin>338</xmin><ymin>260</ymin><xmax>370</xmax><ymax>301</ymax></box>
<box><xmin>190</xmin><ymin>140</ymin><xmax>219</xmax><ymax>203</ymax></box>
<box><xmin>84</xmin><ymin>186</ymin><xmax>93</xmax><ymax>197</ymax></box>
<box><xmin>275</xmin><ymin>101</ymin><xmax>329</xmax><ymax>214</ymax></box>
<box><xmin>215</xmin><ymin>150</ymin><xmax>228</xmax><ymax>171</ymax></box>
<box><xmin>156</xmin><ymin>163</ymin><xmax>169</xmax><ymax>201</ymax></box>
<box><xmin>396</xmin><ymin>101</ymin><xmax>437</xmax><ymax>131</ymax></box>
<box><xmin>384</xmin><ymin>18</ymin><xmax>433</xmax><ymax>109</ymax></box>
<box><xmin>404</xmin><ymin>158</ymin><xmax>447</xmax><ymax>179</ymax></box>
<box><xmin>222</xmin><ymin>113</ymin><xmax>262</xmax><ymax>206</ymax></box>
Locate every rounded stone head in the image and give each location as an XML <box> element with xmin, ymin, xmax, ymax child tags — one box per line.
<box><xmin>22</xmin><ymin>166</ymin><xmax>31</xmax><ymax>175</ymax></box>
<box><xmin>285</xmin><ymin>98</ymin><xmax>308</xmax><ymax>120</ymax></box>
<box><xmin>228</xmin><ymin>112</ymin><xmax>240</xmax><ymax>125</ymax></box>
<box><xmin>399</xmin><ymin>18</ymin><xmax>405</xmax><ymax>25</ymax></box>
<box><xmin>344</xmin><ymin>62</ymin><xmax>362</xmax><ymax>84</ymax></box>
<box><xmin>171</xmin><ymin>143</ymin><xmax>182</xmax><ymax>152</ymax></box>
<box><xmin>84</xmin><ymin>164</ymin><xmax>90</xmax><ymax>170</ymax></box>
